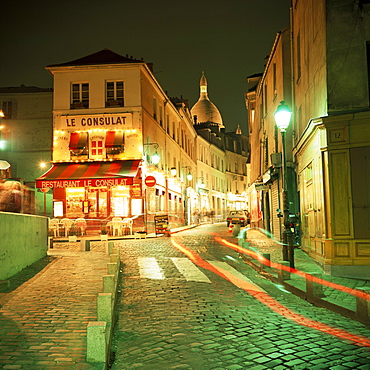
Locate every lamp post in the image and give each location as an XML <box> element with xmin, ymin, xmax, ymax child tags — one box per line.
<box><xmin>274</xmin><ymin>101</ymin><xmax>294</xmax><ymax>268</ymax></box>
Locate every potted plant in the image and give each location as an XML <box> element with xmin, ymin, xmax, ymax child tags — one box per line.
<box><xmin>100</xmin><ymin>222</ymin><xmax>108</xmax><ymax>241</ymax></box>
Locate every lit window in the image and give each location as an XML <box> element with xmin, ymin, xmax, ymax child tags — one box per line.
<box><xmin>106</xmin><ymin>81</ymin><xmax>124</xmax><ymax>107</ymax></box>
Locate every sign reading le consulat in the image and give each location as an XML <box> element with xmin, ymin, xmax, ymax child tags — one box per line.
<box><xmin>56</xmin><ymin>113</ymin><xmax>133</xmax><ymax>130</ymax></box>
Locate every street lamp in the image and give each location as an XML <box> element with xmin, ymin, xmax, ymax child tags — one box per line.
<box><xmin>182</xmin><ymin>166</ymin><xmax>193</xmax><ymax>181</ymax></box>
<box><xmin>274</xmin><ymin>101</ymin><xmax>294</xmax><ymax>268</ymax></box>
<box><xmin>143</xmin><ymin>143</ymin><xmax>160</xmax><ymax>165</ymax></box>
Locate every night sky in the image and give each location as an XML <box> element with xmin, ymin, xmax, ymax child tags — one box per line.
<box><xmin>0</xmin><ymin>0</ymin><xmax>290</xmax><ymax>132</ymax></box>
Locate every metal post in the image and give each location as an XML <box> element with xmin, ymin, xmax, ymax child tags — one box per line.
<box><xmin>281</xmin><ymin>131</ymin><xmax>294</xmax><ymax>268</ymax></box>
<box><xmin>43</xmin><ymin>192</ymin><xmax>47</xmax><ymax>217</ymax></box>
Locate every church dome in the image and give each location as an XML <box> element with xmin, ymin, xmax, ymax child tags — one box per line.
<box><xmin>191</xmin><ymin>72</ymin><xmax>224</xmax><ymax>128</ymax></box>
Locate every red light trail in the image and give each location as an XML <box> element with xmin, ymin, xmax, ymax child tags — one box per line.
<box><xmin>215</xmin><ymin>236</ymin><xmax>370</xmax><ymax>302</ymax></box>
<box><xmin>171</xmin><ymin>235</ymin><xmax>370</xmax><ymax>347</ymax></box>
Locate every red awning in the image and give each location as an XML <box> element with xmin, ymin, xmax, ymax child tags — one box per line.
<box><xmin>69</xmin><ymin>132</ymin><xmax>88</xmax><ymax>150</ymax></box>
<box><xmin>36</xmin><ymin>160</ymin><xmax>141</xmax><ymax>188</ymax></box>
<box><xmin>105</xmin><ymin>131</ymin><xmax>124</xmax><ymax>148</ymax></box>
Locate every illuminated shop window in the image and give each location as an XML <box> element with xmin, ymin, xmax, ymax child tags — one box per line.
<box><xmin>66</xmin><ymin>188</ymin><xmax>85</xmax><ymax>218</ymax></box>
<box><xmin>71</xmin><ymin>83</ymin><xmax>89</xmax><ymax>109</ymax></box>
<box><xmin>69</xmin><ymin>132</ymin><xmax>88</xmax><ymax>158</ymax></box>
<box><xmin>106</xmin><ymin>81</ymin><xmax>124</xmax><ymax>107</ymax></box>
<box><xmin>105</xmin><ymin>131</ymin><xmax>124</xmax><ymax>157</ymax></box>
<box><xmin>112</xmin><ymin>186</ymin><xmax>130</xmax><ymax>217</ymax></box>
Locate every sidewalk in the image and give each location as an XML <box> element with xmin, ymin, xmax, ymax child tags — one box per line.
<box><xmin>0</xmin><ymin>247</ymin><xmax>111</xmax><ymax>370</ymax></box>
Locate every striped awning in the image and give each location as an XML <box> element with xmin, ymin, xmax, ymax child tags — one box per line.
<box><xmin>36</xmin><ymin>160</ymin><xmax>141</xmax><ymax>188</ymax></box>
<box><xmin>105</xmin><ymin>131</ymin><xmax>124</xmax><ymax>148</ymax></box>
<box><xmin>69</xmin><ymin>132</ymin><xmax>88</xmax><ymax>150</ymax></box>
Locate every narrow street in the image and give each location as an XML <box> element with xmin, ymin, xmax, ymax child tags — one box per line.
<box><xmin>111</xmin><ymin>224</ymin><xmax>370</xmax><ymax>370</ymax></box>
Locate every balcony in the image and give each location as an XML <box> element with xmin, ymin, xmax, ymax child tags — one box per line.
<box><xmin>105</xmin><ymin>99</ymin><xmax>124</xmax><ymax>108</ymax></box>
<box><xmin>71</xmin><ymin>101</ymin><xmax>89</xmax><ymax>109</ymax></box>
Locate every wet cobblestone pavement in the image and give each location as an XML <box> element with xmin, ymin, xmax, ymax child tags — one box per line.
<box><xmin>1</xmin><ymin>223</ymin><xmax>370</xmax><ymax>369</ymax></box>
<box><xmin>111</xmin><ymin>224</ymin><xmax>370</xmax><ymax>369</ymax></box>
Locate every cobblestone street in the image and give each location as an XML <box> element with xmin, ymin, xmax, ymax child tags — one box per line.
<box><xmin>111</xmin><ymin>224</ymin><xmax>370</xmax><ymax>369</ymax></box>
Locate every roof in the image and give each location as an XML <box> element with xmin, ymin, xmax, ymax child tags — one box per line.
<box><xmin>47</xmin><ymin>49</ymin><xmax>145</xmax><ymax>68</ymax></box>
<box><xmin>0</xmin><ymin>85</ymin><xmax>53</xmax><ymax>93</ymax></box>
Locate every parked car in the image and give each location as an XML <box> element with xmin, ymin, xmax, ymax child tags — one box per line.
<box><xmin>226</xmin><ymin>210</ymin><xmax>250</xmax><ymax>227</ymax></box>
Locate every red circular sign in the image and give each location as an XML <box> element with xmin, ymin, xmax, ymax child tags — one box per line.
<box><xmin>40</xmin><ymin>188</ymin><xmax>50</xmax><ymax>193</ymax></box>
<box><xmin>145</xmin><ymin>176</ymin><xmax>156</xmax><ymax>187</ymax></box>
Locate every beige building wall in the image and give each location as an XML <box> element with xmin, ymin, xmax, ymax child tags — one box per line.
<box><xmin>293</xmin><ymin>0</ymin><xmax>370</xmax><ymax>278</ymax></box>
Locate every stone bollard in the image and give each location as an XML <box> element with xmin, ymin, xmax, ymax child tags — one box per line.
<box><xmin>86</xmin><ymin>321</ymin><xmax>107</xmax><ymax>363</ymax></box>
<box><xmin>103</xmin><ymin>275</ymin><xmax>115</xmax><ymax>294</ymax></box>
<box><xmin>80</xmin><ymin>238</ymin><xmax>90</xmax><ymax>251</ymax></box>
<box><xmin>110</xmin><ymin>254</ymin><xmax>119</xmax><ymax>264</ymax></box>
<box><xmin>107</xmin><ymin>262</ymin><xmax>118</xmax><ymax>276</ymax></box>
<box><xmin>97</xmin><ymin>293</ymin><xmax>113</xmax><ymax>323</ymax></box>
<box><xmin>278</xmin><ymin>261</ymin><xmax>291</xmax><ymax>282</ymax></box>
<box><xmin>356</xmin><ymin>287</ymin><xmax>370</xmax><ymax>324</ymax></box>
<box><xmin>232</xmin><ymin>223</ymin><xmax>241</xmax><ymax>237</ymax></box>
<box><xmin>107</xmin><ymin>241</ymin><xmax>114</xmax><ymax>255</ymax></box>
<box><xmin>260</xmin><ymin>253</ymin><xmax>271</xmax><ymax>271</ymax></box>
<box><xmin>306</xmin><ymin>273</ymin><xmax>324</xmax><ymax>302</ymax></box>
<box><xmin>242</xmin><ymin>241</ymin><xmax>250</xmax><ymax>249</ymax></box>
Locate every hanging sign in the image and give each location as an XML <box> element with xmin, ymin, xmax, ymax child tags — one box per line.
<box><xmin>130</xmin><ymin>183</ymin><xmax>142</xmax><ymax>198</ymax></box>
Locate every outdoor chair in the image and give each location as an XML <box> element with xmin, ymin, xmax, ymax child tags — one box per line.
<box><xmin>49</xmin><ymin>218</ymin><xmax>60</xmax><ymax>238</ymax></box>
<box><xmin>60</xmin><ymin>218</ymin><xmax>74</xmax><ymax>237</ymax></box>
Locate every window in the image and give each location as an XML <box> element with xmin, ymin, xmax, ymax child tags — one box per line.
<box><xmin>263</xmin><ymin>84</ymin><xmax>268</xmax><ymax>118</ymax></box>
<box><xmin>153</xmin><ymin>98</ymin><xmax>157</xmax><ymax>120</ymax></box>
<box><xmin>297</xmin><ymin>32</ymin><xmax>301</xmax><ymax>82</ymax></box>
<box><xmin>159</xmin><ymin>106</ymin><xmax>163</xmax><ymax>126</ymax></box>
<box><xmin>1</xmin><ymin>102</ymin><xmax>13</xmax><ymax>119</ymax></box>
<box><xmin>166</xmin><ymin>115</ymin><xmax>170</xmax><ymax>134</ymax></box>
<box><xmin>71</xmin><ymin>83</ymin><xmax>89</xmax><ymax>109</ymax></box>
<box><xmin>105</xmin><ymin>131</ymin><xmax>124</xmax><ymax>157</ymax></box>
<box><xmin>69</xmin><ymin>132</ymin><xmax>88</xmax><ymax>158</ymax></box>
<box><xmin>106</xmin><ymin>81</ymin><xmax>124</xmax><ymax>107</ymax></box>
<box><xmin>273</xmin><ymin>63</ymin><xmax>277</xmax><ymax>99</ymax></box>
<box><xmin>91</xmin><ymin>139</ymin><xmax>103</xmax><ymax>156</ymax></box>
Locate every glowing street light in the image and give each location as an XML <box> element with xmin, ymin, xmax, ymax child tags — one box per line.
<box><xmin>144</xmin><ymin>143</ymin><xmax>160</xmax><ymax>165</ymax></box>
<box><xmin>274</xmin><ymin>101</ymin><xmax>294</xmax><ymax>268</ymax></box>
<box><xmin>183</xmin><ymin>166</ymin><xmax>193</xmax><ymax>181</ymax></box>
<box><xmin>151</xmin><ymin>150</ymin><xmax>160</xmax><ymax>165</ymax></box>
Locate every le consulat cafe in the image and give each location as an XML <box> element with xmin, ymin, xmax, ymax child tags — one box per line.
<box><xmin>36</xmin><ymin>112</ymin><xmax>146</xmax><ymax>229</ymax></box>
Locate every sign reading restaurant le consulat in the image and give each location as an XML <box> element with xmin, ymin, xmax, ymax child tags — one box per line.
<box><xmin>39</xmin><ymin>178</ymin><xmax>133</xmax><ymax>189</ymax></box>
<box><xmin>55</xmin><ymin>113</ymin><xmax>133</xmax><ymax>130</ymax></box>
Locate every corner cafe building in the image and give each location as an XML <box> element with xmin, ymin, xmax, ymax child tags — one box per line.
<box><xmin>36</xmin><ymin>113</ymin><xmax>144</xmax><ymax>223</ymax></box>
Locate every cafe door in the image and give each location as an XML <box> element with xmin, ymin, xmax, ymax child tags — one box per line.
<box><xmin>87</xmin><ymin>188</ymin><xmax>108</xmax><ymax>218</ymax></box>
